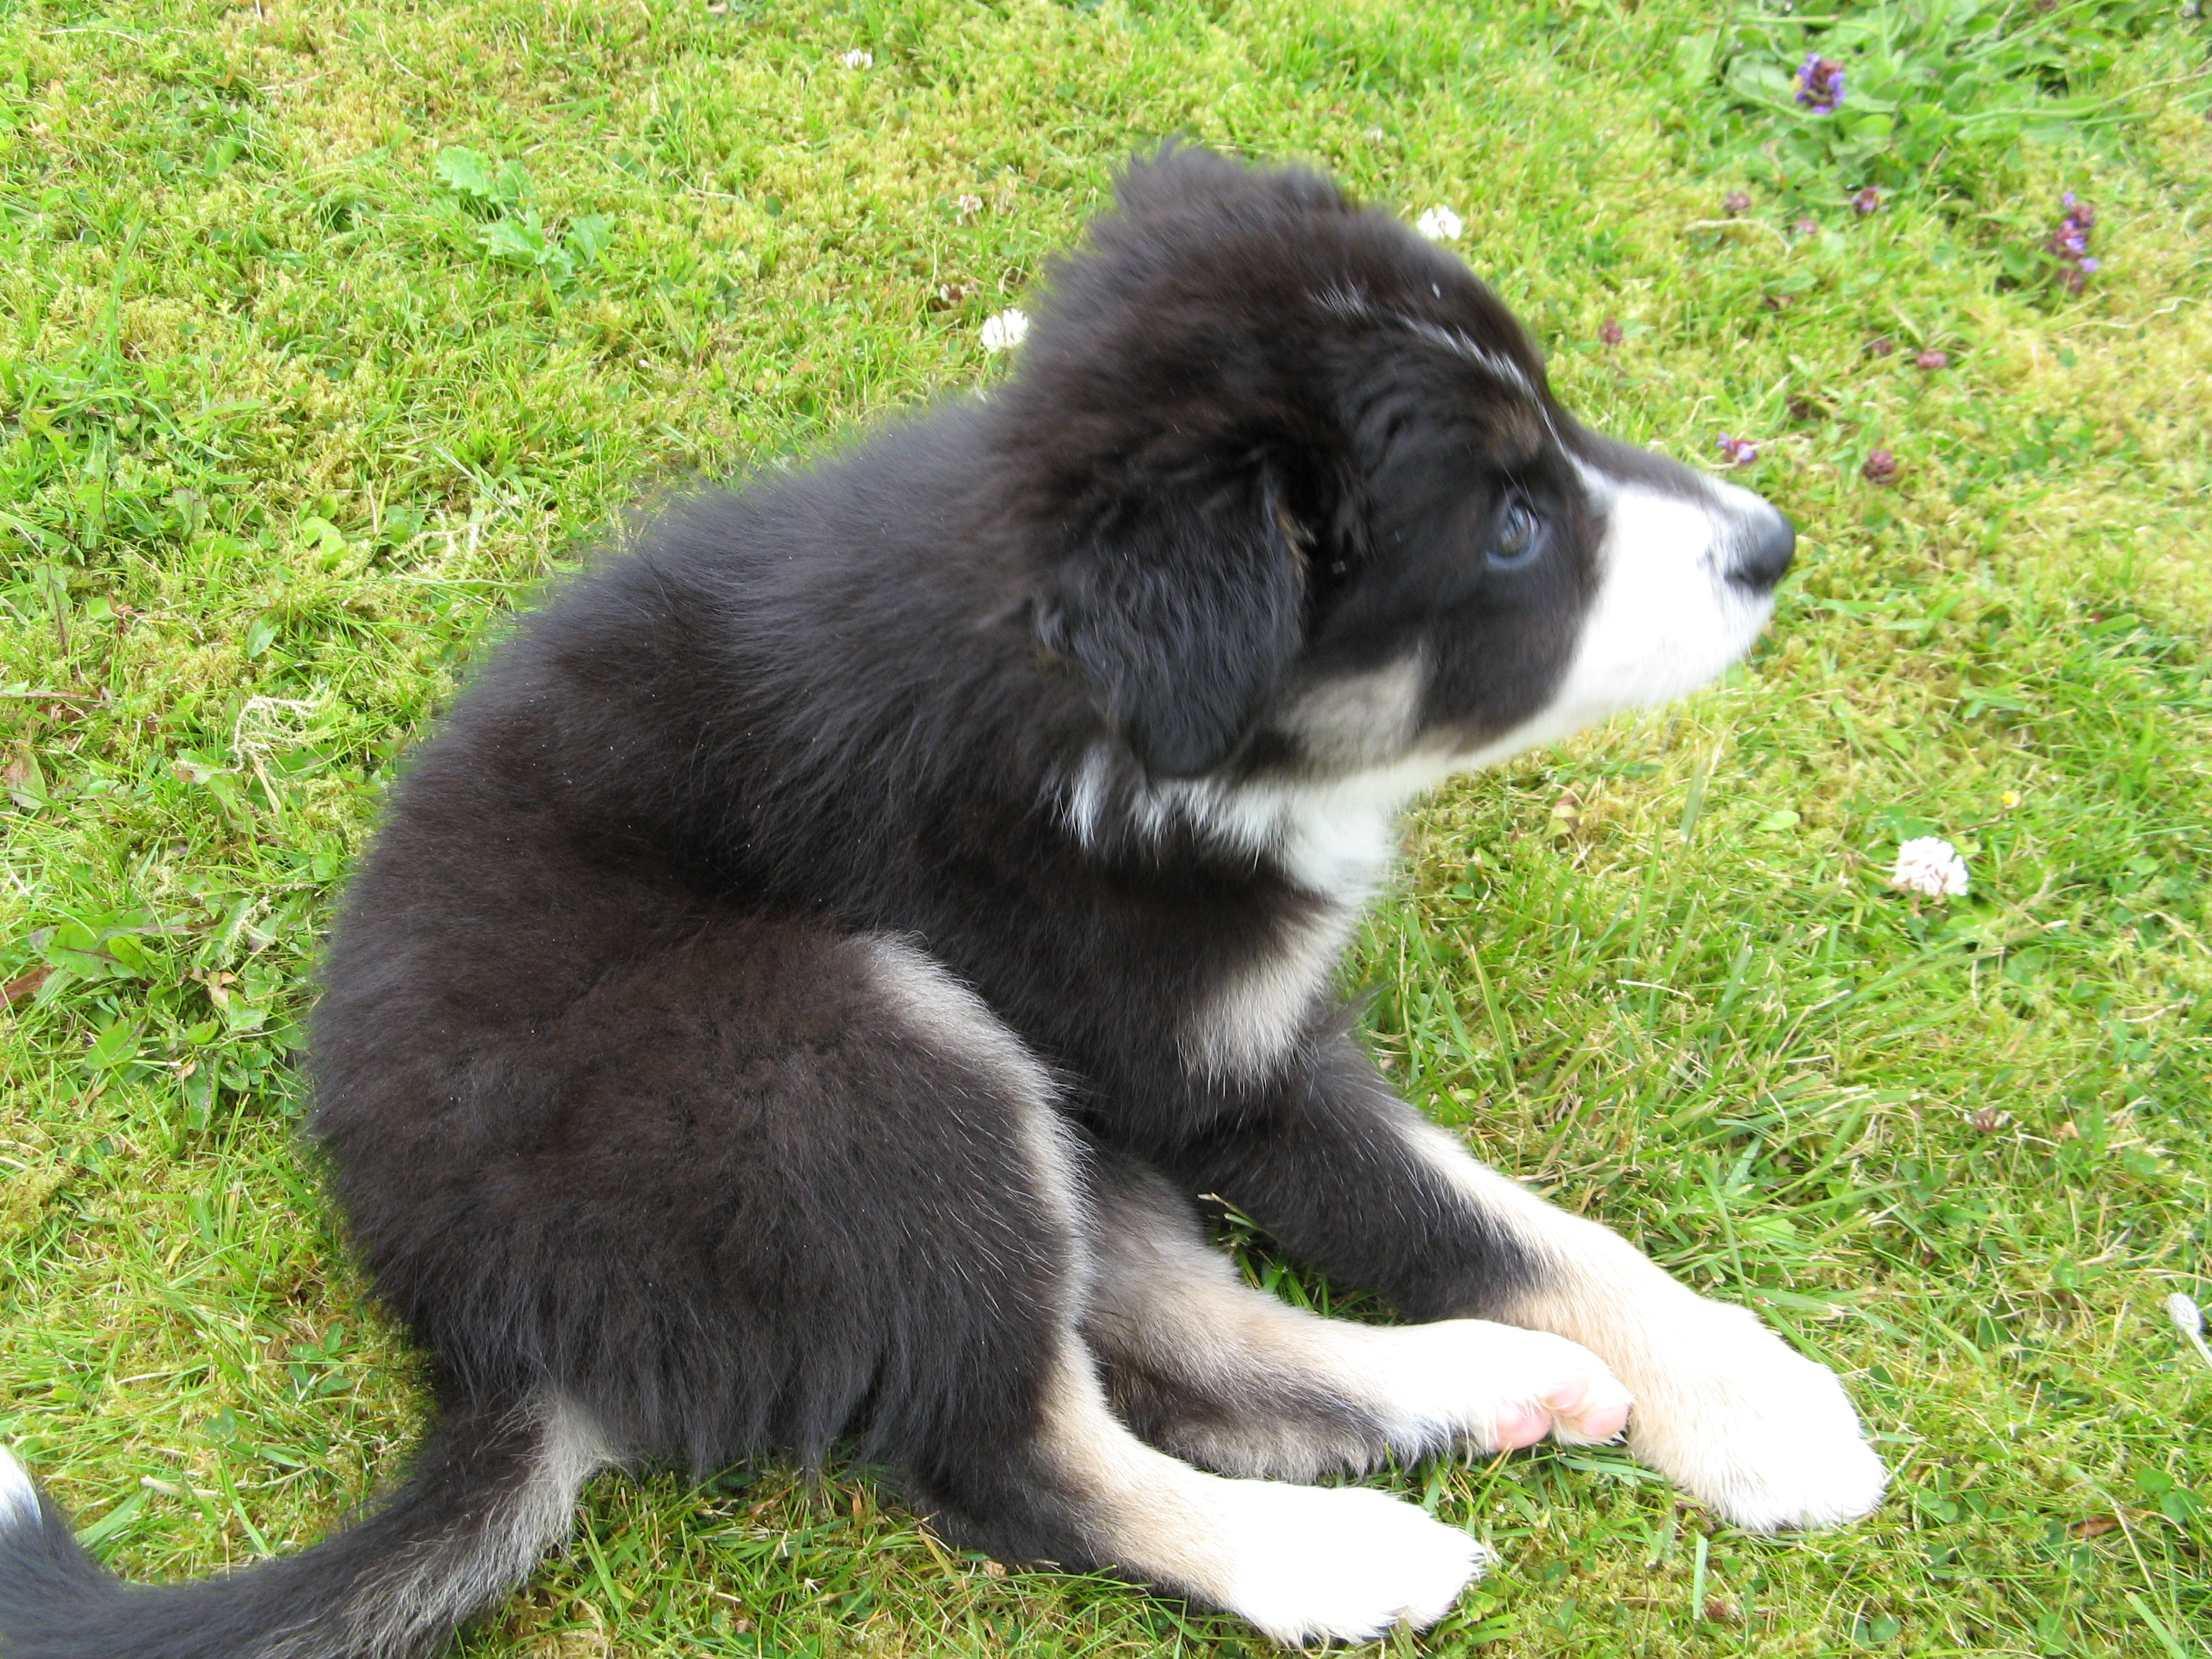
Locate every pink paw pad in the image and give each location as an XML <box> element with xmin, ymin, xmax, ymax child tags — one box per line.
<box><xmin>1581</xmin><ymin>1401</ymin><xmax>1633</xmax><ymax>1440</ymax></box>
<box><xmin>1487</xmin><ymin>1375</ymin><xmax>1634</xmax><ymax>1450</ymax></box>
<box><xmin>1490</xmin><ymin>1403</ymin><xmax>1552</xmax><ymax>1449</ymax></box>
<box><xmin>1550</xmin><ymin>1380</ymin><xmax>1631</xmax><ymax>1442</ymax></box>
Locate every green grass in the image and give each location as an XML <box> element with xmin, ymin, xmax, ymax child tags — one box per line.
<box><xmin>1</xmin><ymin>0</ymin><xmax>2208</xmax><ymax>1654</ymax></box>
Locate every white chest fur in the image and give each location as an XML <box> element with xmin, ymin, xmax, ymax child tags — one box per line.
<box><xmin>1176</xmin><ymin>760</ymin><xmax>1447</xmax><ymax>1081</ymax></box>
<box><xmin>1183</xmin><ymin>894</ymin><xmax>1364</xmax><ymax>1081</ymax></box>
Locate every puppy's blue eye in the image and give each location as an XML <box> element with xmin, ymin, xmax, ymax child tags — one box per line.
<box><xmin>1486</xmin><ymin>501</ymin><xmax>1543</xmax><ymax>570</ymax></box>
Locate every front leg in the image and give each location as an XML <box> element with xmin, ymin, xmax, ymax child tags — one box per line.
<box><xmin>1158</xmin><ymin>1038</ymin><xmax>1887</xmax><ymax>1532</ymax></box>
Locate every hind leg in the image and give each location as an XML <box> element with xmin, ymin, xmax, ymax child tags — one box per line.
<box><xmin>852</xmin><ymin>952</ymin><xmax>1487</xmax><ymax>1644</ymax></box>
<box><xmin>904</xmin><ymin>1233</ymin><xmax>1492</xmax><ymax>1642</ymax></box>
<box><xmin>325</xmin><ymin>917</ymin><xmax>1485</xmax><ymax>1645</ymax></box>
<box><xmin>926</xmin><ymin>1323</ymin><xmax>1494</xmax><ymax>1647</ymax></box>
<box><xmin>1080</xmin><ymin>1156</ymin><xmax>1632</xmax><ymax>1482</ymax></box>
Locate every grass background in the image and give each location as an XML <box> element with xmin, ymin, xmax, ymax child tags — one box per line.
<box><xmin>1</xmin><ymin>0</ymin><xmax>2208</xmax><ymax>1653</ymax></box>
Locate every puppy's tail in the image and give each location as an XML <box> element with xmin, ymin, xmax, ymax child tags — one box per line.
<box><xmin>0</xmin><ymin>1391</ymin><xmax>609</xmax><ymax>1659</ymax></box>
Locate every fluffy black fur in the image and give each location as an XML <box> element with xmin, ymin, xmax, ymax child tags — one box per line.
<box><xmin>0</xmin><ymin>147</ymin><xmax>1795</xmax><ymax>1658</ymax></box>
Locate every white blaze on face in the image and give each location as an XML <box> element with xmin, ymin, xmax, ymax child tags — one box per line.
<box><xmin>1455</xmin><ymin>460</ymin><xmax>1781</xmax><ymax>769</ymax></box>
<box><xmin>1558</xmin><ymin>468</ymin><xmax>1776</xmax><ymax>717</ymax></box>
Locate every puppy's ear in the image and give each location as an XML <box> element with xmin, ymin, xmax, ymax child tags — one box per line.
<box><xmin>1040</xmin><ymin>462</ymin><xmax>1305</xmax><ymax>779</ymax></box>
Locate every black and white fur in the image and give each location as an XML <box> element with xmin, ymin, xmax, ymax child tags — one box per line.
<box><xmin>0</xmin><ymin>148</ymin><xmax>1884</xmax><ymax>1658</ymax></box>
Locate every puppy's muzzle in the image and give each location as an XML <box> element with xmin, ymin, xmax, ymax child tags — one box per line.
<box><xmin>1729</xmin><ymin>508</ymin><xmax>1796</xmax><ymax>595</ymax></box>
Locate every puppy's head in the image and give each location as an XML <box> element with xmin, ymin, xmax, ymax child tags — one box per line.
<box><xmin>1005</xmin><ymin>145</ymin><xmax>1792</xmax><ymax>788</ymax></box>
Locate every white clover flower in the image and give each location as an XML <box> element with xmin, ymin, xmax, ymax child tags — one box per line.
<box><xmin>1888</xmin><ymin>836</ymin><xmax>1969</xmax><ymax>901</ymax></box>
<box><xmin>955</xmin><ymin>192</ymin><xmax>984</xmax><ymax>217</ymax></box>
<box><xmin>980</xmin><ymin>307</ymin><xmax>1029</xmax><ymax>353</ymax></box>
<box><xmin>2168</xmin><ymin>1292</ymin><xmax>2212</xmax><ymax>1371</ymax></box>
<box><xmin>1415</xmin><ymin>206</ymin><xmax>1464</xmax><ymax>242</ymax></box>
<box><xmin>840</xmin><ymin>48</ymin><xmax>873</xmax><ymax>68</ymax></box>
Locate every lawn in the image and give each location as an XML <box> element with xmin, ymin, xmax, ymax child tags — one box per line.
<box><xmin>1</xmin><ymin>0</ymin><xmax>2207</xmax><ymax>1655</ymax></box>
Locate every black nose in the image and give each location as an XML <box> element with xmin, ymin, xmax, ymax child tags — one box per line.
<box><xmin>1731</xmin><ymin>510</ymin><xmax>1795</xmax><ymax>593</ymax></box>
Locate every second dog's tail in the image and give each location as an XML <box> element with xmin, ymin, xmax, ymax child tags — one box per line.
<box><xmin>0</xmin><ymin>1391</ymin><xmax>609</xmax><ymax>1659</ymax></box>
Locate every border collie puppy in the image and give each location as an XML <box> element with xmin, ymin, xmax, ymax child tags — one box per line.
<box><xmin>0</xmin><ymin>147</ymin><xmax>1884</xmax><ymax>1658</ymax></box>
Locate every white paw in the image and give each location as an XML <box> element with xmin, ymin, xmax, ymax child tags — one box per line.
<box><xmin>1627</xmin><ymin>1303</ymin><xmax>1887</xmax><ymax>1531</ymax></box>
<box><xmin>1210</xmin><ymin>1480</ymin><xmax>1488</xmax><ymax>1645</ymax></box>
<box><xmin>1379</xmin><ymin>1321</ymin><xmax>1635</xmax><ymax>1453</ymax></box>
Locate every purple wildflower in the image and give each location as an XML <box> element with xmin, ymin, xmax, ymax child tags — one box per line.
<box><xmin>1862</xmin><ymin>448</ymin><xmax>1899</xmax><ymax>485</ymax></box>
<box><xmin>2048</xmin><ymin>194</ymin><xmax>2098</xmax><ymax>293</ymax></box>
<box><xmin>1724</xmin><ymin>190</ymin><xmax>1752</xmax><ymax>217</ymax></box>
<box><xmin>1795</xmin><ymin>54</ymin><xmax>1845</xmax><ymax>115</ymax></box>
<box><xmin>1866</xmin><ymin>335</ymin><xmax>1896</xmax><ymax>357</ymax></box>
<box><xmin>1791</xmin><ymin>217</ymin><xmax>1820</xmax><ymax>238</ymax></box>
<box><xmin>1600</xmin><ymin>318</ymin><xmax>1624</xmax><ymax>347</ymax></box>
<box><xmin>1718</xmin><ymin>433</ymin><xmax>1759</xmax><ymax>467</ymax></box>
<box><xmin>1852</xmin><ymin>186</ymin><xmax>1884</xmax><ymax>215</ymax></box>
<box><xmin>1915</xmin><ymin>349</ymin><xmax>1950</xmax><ymax>371</ymax></box>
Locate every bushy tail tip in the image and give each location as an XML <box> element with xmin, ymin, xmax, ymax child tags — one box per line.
<box><xmin>0</xmin><ymin>1444</ymin><xmax>38</xmax><ymax>1529</ymax></box>
<box><xmin>0</xmin><ymin>1395</ymin><xmax>609</xmax><ymax>1659</ymax></box>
